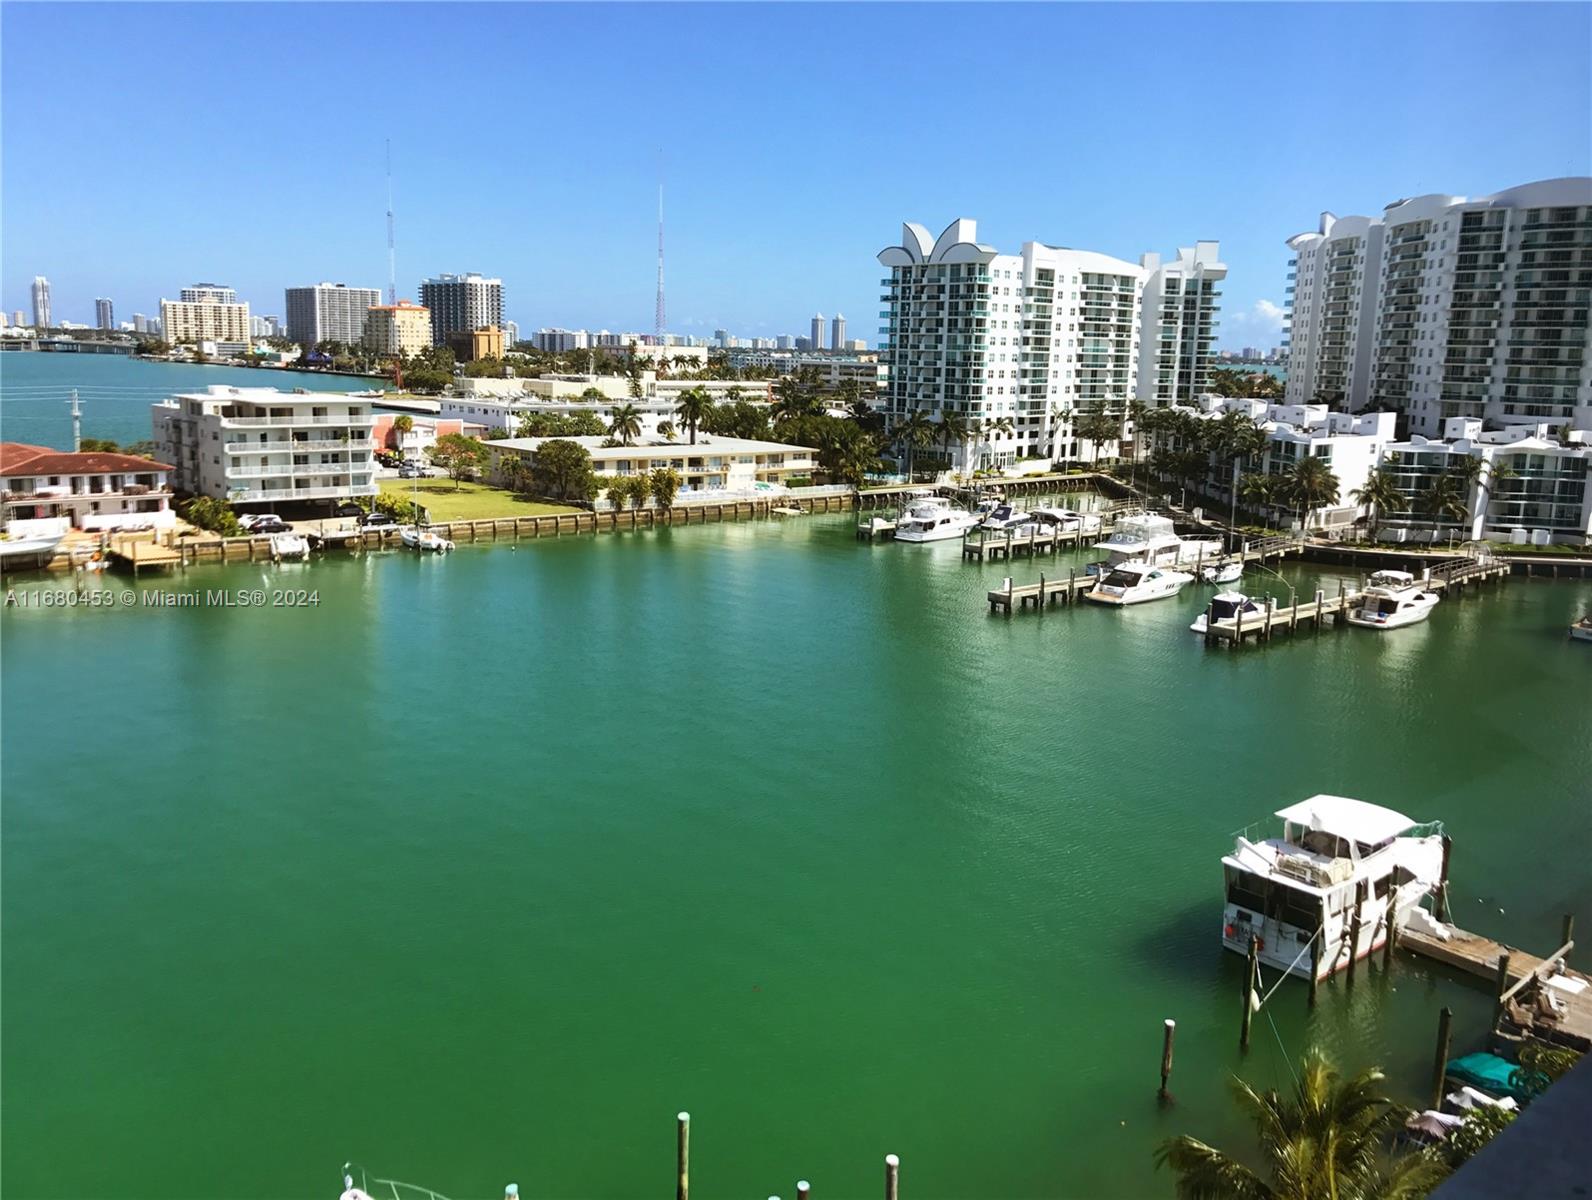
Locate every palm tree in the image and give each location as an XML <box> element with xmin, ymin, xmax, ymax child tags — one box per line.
<box><xmin>1212</xmin><ymin>411</ymin><xmax>1271</xmax><ymax>530</ymax></box>
<box><xmin>1076</xmin><ymin>404</ymin><xmax>1123</xmax><ymax>469</ymax></box>
<box><xmin>500</xmin><ymin>454</ymin><xmax>532</xmax><ymax>495</ymax></box>
<box><xmin>894</xmin><ymin>409</ymin><xmax>935</xmax><ymax>480</ymax></box>
<box><xmin>1284</xmin><ymin>455</ymin><xmax>1340</xmax><ymax>532</ymax></box>
<box><xmin>937</xmin><ymin>411</ymin><xmax>972</xmax><ymax>474</ymax></box>
<box><xmin>1417</xmin><ymin>472</ymin><xmax>1468</xmax><ymax>546</ymax></box>
<box><xmin>1469</xmin><ymin>457</ymin><xmax>1516</xmax><ymax>534</ymax></box>
<box><xmin>1239</xmin><ymin>472</ymin><xmax>1279</xmax><ymax>526</ymax></box>
<box><xmin>1350</xmin><ymin>468</ymin><xmax>1407</xmax><ymax>543</ymax></box>
<box><xmin>657</xmin><ymin>419</ymin><xmax>678</xmax><ymax>442</ymax></box>
<box><xmin>976</xmin><ymin>414</ymin><xmax>1015</xmax><ymax>472</ymax></box>
<box><xmin>607</xmin><ymin>403</ymin><xmax>642</xmax><ymax>447</ymax></box>
<box><xmin>1156</xmin><ymin>1047</ymin><xmax>1446</xmax><ymax>1200</ymax></box>
<box><xmin>674</xmin><ymin>387</ymin><xmax>713</xmax><ymax>445</ymax></box>
<box><xmin>771</xmin><ymin>376</ymin><xmax>816</xmax><ymax>424</ymax></box>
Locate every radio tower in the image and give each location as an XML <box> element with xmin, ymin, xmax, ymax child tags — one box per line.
<box><xmin>385</xmin><ymin>139</ymin><xmax>397</xmax><ymax>306</ymax></box>
<box><xmin>654</xmin><ymin>164</ymin><xmax>666</xmax><ymax>344</ymax></box>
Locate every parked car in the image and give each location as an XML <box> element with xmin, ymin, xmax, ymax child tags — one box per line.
<box><xmin>238</xmin><ymin>513</ymin><xmax>282</xmax><ymax>531</ymax></box>
<box><xmin>250</xmin><ymin>518</ymin><xmax>291</xmax><ymax>535</ymax></box>
<box><xmin>398</xmin><ymin>462</ymin><xmax>420</xmax><ymax>478</ymax></box>
<box><xmin>334</xmin><ymin>502</ymin><xmax>364</xmax><ymax>519</ymax></box>
<box><xmin>358</xmin><ymin>511</ymin><xmax>398</xmax><ymax>528</ymax></box>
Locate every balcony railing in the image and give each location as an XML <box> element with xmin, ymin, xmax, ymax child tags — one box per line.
<box><xmin>222</xmin><ymin>413</ymin><xmax>374</xmax><ymax>428</ymax></box>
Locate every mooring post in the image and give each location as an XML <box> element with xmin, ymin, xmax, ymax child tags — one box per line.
<box><xmin>1309</xmin><ymin>933</ymin><xmax>1321</xmax><ymax>1009</ymax></box>
<box><xmin>1240</xmin><ymin>936</ymin><xmax>1258</xmax><ymax>1051</ymax></box>
<box><xmin>1563</xmin><ymin>914</ymin><xmax>1576</xmax><ymax>965</ymax></box>
<box><xmin>797</xmin><ymin>1182</ymin><xmax>811</xmax><ymax>1200</ymax></box>
<box><xmin>1435</xmin><ymin>836</ymin><xmax>1452</xmax><ymax>922</ymax></box>
<box><xmin>1204</xmin><ymin>597</ymin><xmax>1216</xmax><ymax>646</ymax></box>
<box><xmin>1431</xmin><ymin>1007</ymin><xmax>1453</xmax><ymax>1111</ymax></box>
<box><xmin>1493</xmin><ymin>953</ymin><xmax>1512</xmax><ymax>1029</ymax></box>
<box><xmin>1039</xmin><ymin>572</ymin><xmax>1045</xmax><ymax>611</ymax></box>
<box><xmin>1159</xmin><ymin>1018</ymin><xmax>1176</xmax><ymax>1100</ymax></box>
<box><xmin>1348</xmin><ymin>879</ymin><xmax>1367</xmax><ymax>987</ymax></box>
<box><xmin>1383</xmin><ymin>885</ymin><xmax>1398</xmax><ymax>971</ymax></box>
<box><xmin>884</xmin><ymin>1154</ymin><xmax>900</xmax><ymax>1200</ymax></box>
<box><xmin>677</xmin><ymin>1112</ymin><xmax>690</xmax><ymax>1200</ymax></box>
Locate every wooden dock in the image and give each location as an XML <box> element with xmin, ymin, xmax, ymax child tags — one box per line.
<box><xmin>986</xmin><ymin>569</ymin><xmax>1098</xmax><ymax>612</ymax></box>
<box><xmin>1202</xmin><ymin>555</ymin><xmax>1510</xmax><ymax>646</ymax></box>
<box><xmin>109</xmin><ymin>539</ymin><xmax>182</xmax><ymax>576</ymax></box>
<box><xmin>962</xmin><ymin>525</ymin><xmax>1095</xmax><ymax>560</ymax></box>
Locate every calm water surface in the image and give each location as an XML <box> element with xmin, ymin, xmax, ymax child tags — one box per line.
<box><xmin>3</xmin><ymin>514</ymin><xmax>1589</xmax><ymax>1199</ymax></box>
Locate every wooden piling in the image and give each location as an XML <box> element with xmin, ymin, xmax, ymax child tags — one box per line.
<box><xmin>1435</xmin><ymin>836</ymin><xmax>1452</xmax><ymax>922</ymax></box>
<box><xmin>884</xmin><ymin>1154</ymin><xmax>900</xmax><ymax>1200</ymax></box>
<box><xmin>1382</xmin><ymin>886</ymin><xmax>1398</xmax><ymax>971</ymax></box>
<box><xmin>1493</xmin><ymin>952</ymin><xmax>1512</xmax><ymax>1029</ymax></box>
<box><xmin>677</xmin><ymin>1112</ymin><xmax>690</xmax><ymax>1200</ymax></box>
<box><xmin>1564</xmin><ymin>914</ymin><xmax>1576</xmax><ymax>965</ymax></box>
<box><xmin>1240</xmin><ymin>936</ymin><xmax>1258</xmax><ymax>1051</ymax></box>
<box><xmin>1159</xmin><ymin>1018</ymin><xmax>1176</xmax><ymax>1100</ymax></box>
<box><xmin>797</xmin><ymin>1182</ymin><xmax>811</xmax><ymax>1200</ymax></box>
<box><xmin>1348</xmin><ymin>880</ymin><xmax>1366</xmax><ymax>987</ymax></box>
<box><xmin>1431</xmin><ymin>1006</ymin><xmax>1453</xmax><ymax>1110</ymax></box>
<box><xmin>1309</xmin><ymin>934</ymin><xmax>1321</xmax><ymax>1009</ymax></box>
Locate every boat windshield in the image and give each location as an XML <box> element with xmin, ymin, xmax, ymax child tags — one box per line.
<box><xmin>1224</xmin><ymin>866</ymin><xmax>1323</xmax><ymax>931</ymax></box>
<box><xmin>1367</xmin><ymin>597</ymin><xmax>1401</xmax><ymax>615</ymax></box>
<box><xmin>1102</xmin><ymin>568</ymin><xmax>1143</xmax><ymax>588</ymax></box>
<box><xmin>1212</xmin><ymin>598</ymin><xmax>1243</xmax><ymax>618</ymax></box>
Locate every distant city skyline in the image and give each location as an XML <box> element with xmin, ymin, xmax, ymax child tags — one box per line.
<box><xmin>3</xmin><ymin>3</ymin><xmax>1588</xmax><ymax>350</ymax></box>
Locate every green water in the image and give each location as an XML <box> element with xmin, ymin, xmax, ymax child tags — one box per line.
<box><xmin>3</xmin><ymin>517</ymin><xmax>1589</xmax><ymax>1199</ymax></box>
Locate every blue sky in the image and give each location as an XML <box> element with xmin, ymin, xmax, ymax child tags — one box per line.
<box><xmin>3</xmin><ymin>2</ymin><xmax>1588</xmax><ymax>350</ymax></box>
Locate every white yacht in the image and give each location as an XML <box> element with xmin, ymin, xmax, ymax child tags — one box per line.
<box><xmin>1031</xmin><ymin>507</ymin><xmax>1102</xmax><ymax>534</ymax></box>
<box><xmin>1202</xmin><ymin>561</ymin><xmax>1244</xmax><ymax>585</ymax></box>
<box><xmin>1084</xmin><ymin>561</ymin><xmax>1193</xmax><ymax>606</ymax></box>
<box><xmin>1571</xmin><ymin>616</ymin><xmax>1592</xmax><ymax>643</ymax></box>
<box><xmin>1190</xmin><ymin>590</ymin><xmax>1266</xmax><ymax>634</ymax></box>
<box><xmin>1092</xmin><ymin>513</ymin><xmax>1224</xmax><ymax>571</ymax></box>
<box><xmin>0</xmin><ymin>530</ymin><xmax>67</xmax><ymax>565</ymax></box>
<box><xmin>270</xmin><ymin>531</ymin><xmax>311</xmax><ymax>561</ymax></box>
<box><xmin>980</xmin><ymin>503</ymin><xmax>1035</xmax><ymax>533</ymax></box>
<box><xmin>1346</xmin><ymin>570</ymin><xmax>1439</xmax><ymax>630</ymax></box>
<box><xmin>1222</xmin><ymin>795</ymin><xmax>1446</xmax><ymax>980</ymax></box>
<box><xmin>894</xmin><ymin>497</ymin><xmax>980</xmax><ymax>543</ymax></box>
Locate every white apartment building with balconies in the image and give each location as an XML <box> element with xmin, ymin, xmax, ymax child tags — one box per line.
<box><xmin>1138</xmin><ymin>243</ymin><xmax>1226</xmax><ymax>408</ymax></box>
<box><xmin>1284</xmin><ymin>178</ymin><xmax>1592</xmax><ymax>439</ymax></box>
<box><xmin>878</xmin><ymin>219</ymin><xmax>1223</xmax><ymax>471</ymax></box>
<box><xmin>160</xmin><ymin>297</ymin><xmax>252</xmax><ymax>346</ymax></box>
<box><xmin>151</xmin><ymin>386</ymin><xmax>376</xmax><ymax>508</ymax></box>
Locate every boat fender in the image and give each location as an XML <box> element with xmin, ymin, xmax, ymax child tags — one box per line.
<box><xmin>1255</xmin><ymin>937</ymin><xmax>1265</xmax><ymax>952</ymax></box>
<box><xmin>1224</xmin><ymin>923</ymin><xmax>1236</xmax><ymax>939</ymax></box>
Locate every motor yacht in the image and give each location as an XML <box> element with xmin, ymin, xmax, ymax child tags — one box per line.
<box><xmin>894</xmin><ymin>497</ymin><xmax>980</xmax><ymax>543</ymax></box>
<box><xmin>980</xmin><ymin>504</ymin><xmax>1036</xmax><ymax>533</ymax></box>
<box><xmin>1346</xmin><ymin>570</ymin><xmax>1439</xmax><ymax>630</ymax></box>
<box><xmin>1092</xmin><ymin>513</ymin><xmax>1224</xmax><ymax>570</ymax></box>
<box><xmin>1030</xmin><ymin>507</ymin><xmax>1102</xmax><ymax>534</ymax></box>
<box><xmin>1084</xmin><ymin>561</ymin><xmax>1193</xmax><ymax>605</ymax></box>
<box><xmin>1190</xmin><ymin>590</ymin><xmax>1266</xmax><ymax>634</ymax></box>
<box><xmin>270</xmin><ymin>532</ymin><xmax>311</xmax><ymax>561</ymax></box>
<box><xmin>1222</xmin><ymin>795</ymin><xmax>1446</xmax><ymax>979</ymax></box>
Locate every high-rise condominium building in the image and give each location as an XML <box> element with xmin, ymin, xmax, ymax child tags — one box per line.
<box><xmin>284</xmin><ymin>283</ymin><xmax>382</xmax><ymax>348</ymax></box>
<box><xmin>31</xmin><ymin>276</ymin><xmax>51</xmax><ymax>328</ymax></box>
<box><xmin>878</xmin><ymin>219</ymin><xmax>1225</xmax><ymax>469</ymax></box>
<box><xmin>364</xmin><ymin>301</ymin><xmax>433</xmax><ymax>357</ymax></box>
<box><xmin>810</xmin><ymin>313</ymin><xmax>826</xmax><ymax>351</ymax></box>
<box><xmin>1284</xmin><ymin>177</ymin><xmax>1592</xmax><ymax>437</ymax></box>
<box><xmin>503</xmin><ymin>320</ymin><xmax>519</xmax><ymax>347</ymax></box>
<box><xmin>831</xmin><ymin>313</ymin><xmax>847</xmax><ymax>351</ymax></box>
<box><xmin>418</xmin><ymin>273</ymin><xmax>503</xmax><ymax>346</ymax></box>
<box><xmin>160</xmin><ymin>289</ymin><xmax>251</xmax><ymax>346</ymax></box>
<box><xmin>95</xmin><ymin>298</ymin><xmax>114</xmax><ymax>330</ymax></box>
<box><xmin>181</xmin><ymin>284</ymin><xmax>237</xmax><ymax>304</ymax></box>
<box><xmin>1136</xmin><ymin>243</ymin><xmax>1227</xmax><ymax>407</ymax></box>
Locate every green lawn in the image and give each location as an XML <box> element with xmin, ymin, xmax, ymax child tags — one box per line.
<box><xmin>379</xmin><ymin>478</ymin><xmax>579</xmax><ymax>521</ymax></box>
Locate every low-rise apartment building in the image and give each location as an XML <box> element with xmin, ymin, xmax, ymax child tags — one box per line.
<box><xmin>484</xmin><ymin>434</ymin><xmax>816</xmax><ymax>496</ymax></box>
<box><xmin>1</xmin><ymin>442</ymin><xmax>176</xmax><ymax>531</ymax></box>
<box><xmin>151</xmin><ymin>386</ymin><xmax>376</xmax><ymax>508</ymax></box>
<box><xmin>441</xmin><ymin>376</ymin><xmax>771</xmax><ymax>435</ymax></box>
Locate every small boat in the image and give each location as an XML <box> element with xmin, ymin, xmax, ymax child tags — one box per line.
<box><xmin>1190</xmin><ymin>590</ymin><xmax>1266</xmax><ymax>634</ymax></box>
<box><xmin>980</xmin><ymin>503</ymin><xmax>1035</xmax><ymax>533</ymax></box>
<box><xmin>0</xmin><ymin>531</ymin><xmax>66</xmax><ymax>563</ymax></box>
<box><xmin>1223</xmin><ymin>795</ymin><xmax>1446</xmax><ymax>980</ymax></box>
<box><xmin>1202</xmin><ymin>561</ymin><xmax>1244</xmax><ymax>585</ymax></box>
<box><xmin>1571</xmin><ymin>617</ymin><xmax>1592</xmax><ymax>643</ymax></box>
<box><xmin>772</xmin><ymin>505</ymin><xmax>805</xmax><ymax>517</ymax></box>
<box><xmin>401</xmin><ymin>526</ymin><xmax>454</xmax><ymax>553</ymax></box>
<box><xmin>1085</xmin><ymin>561</ymin><xmax>1194</xmax><ymax>606</ymax></box>
<box><xmin>1030</xmin><ymin>507</ymin><xmax>1102</xmax><ymax>534</ymax></box>
<box><xmin>270</xmin><ymin>532</ymin><xmax>311</xmax><ymax>561</ymax></box>
<box><xmin>1346</xmin><ymin>570</ymin><xmax>1439</xmax><ymax>630</ymax></box>
<box><xmin>348</xmin><ymin>389</ymin><xmax>386</xmax><ymax>399</ymax></box>
<box><xmin>894</xmin><ymin>497</ymin><xmax>980</xmax><ymax>543</ymax></box>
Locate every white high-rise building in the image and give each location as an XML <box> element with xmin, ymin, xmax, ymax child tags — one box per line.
<box><xmin>418</xmin><ymin>273</ymin><xmax>503</xmax><ymax>347</ymax></box>
<box><xmin>810</xmin><ymin>313</ymin><xmax>827</xmax><ymax>350</ymax></box>
<box><xmin>95</xmin><ymin>298</ymin><xmax>115</xmax><ymax>330</ymax></box>
<box><xmin>1284</xmin><ymin>177</ymin><xmax>1592</xmax><ymax>437</ymax></box>
<box><xmin>284</xmin><ymin>283</ymin><xmax>382</xmax><ymax>348</ymax></box>
<box><xmin>180</xmin><ymin>283</ymin><xmax>237</xmax><ymax>304</ymax></box>
<box><xmin>31</xmin><ymin>276</ymin><xmax>51</xmax><ymax>328</ymax></box>
<box><xmin>879</xmin><ymin>219</ymin><xmax>1222</xmax><ymax>470</ymax></box>
<box><xmin>503</xmin><ymin>320</ymin><xmax>519</xmax><ymax>347</ymax></box>
<box><xmin>830</xmin><ymin>313</ymin><xmax>846</xmax><ymax>350</ymax></box>
<box><xmin>160</xmin><ymin>294</ymin><xmax>251</xmax><ymax>346</ymax></box>
<box><xmin>1137</xmin><ymin>243</ymin><xmax>1226</xmax><ymax>407</ymax></box>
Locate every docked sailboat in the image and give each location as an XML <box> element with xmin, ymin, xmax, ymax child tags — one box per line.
<box><xmin>1222</xmin><ymin>795</ymin><xmax>1446</xmax><ymax>980</ymax></box>
<box><xmin>894</xmin><ymin>496</ymin><xmax>980</xmax><ymax>543</ymax></box>
<box><xmin>1345</xmin><ymin>570</ymin><xmax>1439</xmax><ymax>630</ymax></box>
<box><xmin>1190</xmin><ymin>591</ymin><xmax>1265</xmax><ymax>634</ymax></box>
<box><xmin>1084</xmin><ymin>561</ymin><xmax>1193</xmax><ymax>606</ymax></box>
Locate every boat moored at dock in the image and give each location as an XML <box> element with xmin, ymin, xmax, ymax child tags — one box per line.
<box><xmin>980</xmin><ymin>504</ymin><xmax>1036</xmax><ymax>533</ymax></box>
<box><xmin>1223</xmin><ymin>795</ymin><xmax>1446</xmax><ymax>980</ymax></box>
<box><xmin>1346</xmin><ymin>570</ymin><xmax>1440</xmax><ymax>630</ymax></box>
<box><xmin>270</xmin><ymin>532</ymin><xmax>311</xmax><ymax>561</ymax></box>
<box><xmin>1031</xmin><ymin>507</ymin><xmax>1102</xmax><ymax>534</ymax></box>
<box><xmin>402</xmin><ymin>526</ymin><xmax>455</xmax><ymax>553</ymax></box>
<box><xmin>894</xmin><ymin>496</ymin><xmax>980</xmax><ymax>543</ymax></box>
<box><xmin>1190</xmin><ymin>591</ymin><xmax>1265</xmax><ymax>634</ymax></box>
<box><xmin>1090</xmin><ymin>513</ymin><xmax>1224</xmax><ymax>573</ymax></box>
<box><xmin>1084</xmin><ymin>561</ymin><xmax>1193</xmax><ymax>605</ymax></box>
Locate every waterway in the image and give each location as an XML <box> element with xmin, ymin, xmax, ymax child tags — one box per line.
<box><xmin>0</xmin><ymin>352</ymin><xmax>380</xmax><ymax>450</ymax></box>
<box><xmin>3</xmin><ymin>515</ymin><xmax>1590</xmax><ymax>1198</ymax></box>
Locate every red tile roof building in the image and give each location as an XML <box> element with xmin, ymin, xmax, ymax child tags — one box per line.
<box><xmin>2</xmin><ymin>442</ymin><xmax>176</xmax><ymax>532</ymax></box>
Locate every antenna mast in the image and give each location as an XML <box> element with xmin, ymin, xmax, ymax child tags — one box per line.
<box><xmin>654</xmin><ymin>155</ymin><xmax>666</xmax><ymax>344</ymax></box>
<box><xmin>385</xmin><ymin>139</ymin><xmax>397</xmax><ymax>306</ymax></box>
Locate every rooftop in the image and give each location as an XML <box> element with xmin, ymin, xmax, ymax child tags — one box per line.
<box><xmin>489</xmin><ymin>434</ymin><xmax>816</xmax><ymax>460</ymax></box>
<box><xmin>163</xmin><ymin>385</ymin><xmax>375</xmax><ymax>405</ymax></box>
<box><xmin>1</xmin><ymin>441</ymin><xmax>172</xmax><ymax>475</ymax></box>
